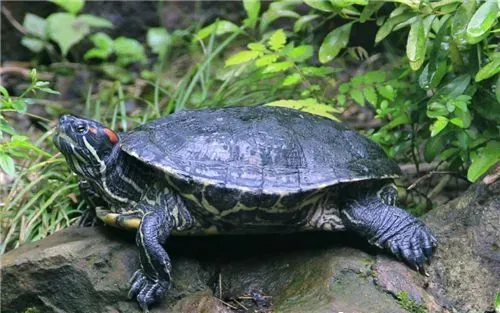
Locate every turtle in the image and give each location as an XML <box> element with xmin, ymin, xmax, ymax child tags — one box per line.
<box><xmin>54</xmin><ymin>105</ymin><xmax>437</xmax><ymax>310</ymax></box>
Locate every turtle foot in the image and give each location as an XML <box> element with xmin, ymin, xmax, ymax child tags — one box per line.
<box><xmin>385</xmin><ymin>221</ymin><xmax>438</xmax><ymax>271</ymax></box>
<box><xmin>128</xmin><ymin>269</ymin><xmax>169</xmax><ymax>311</ymax></box>
<box><xmin>77</xmin><ymin>209</ymin><xmax>103</xmax><ymax>227</ymax></box>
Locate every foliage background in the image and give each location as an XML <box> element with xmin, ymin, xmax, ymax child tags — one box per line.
<box><xmin>1</xmin><ymin>0</ymin><xmax>499</xmax><ymax>253</ymax></box>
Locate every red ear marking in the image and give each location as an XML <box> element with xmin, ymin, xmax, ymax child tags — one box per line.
<box><xmin>104</xmin><ymin>128</ymin><xmax>119</xmax><ymax>144</ymax></box>
<box><xmin>89</xmin><ymin>127</ymin><xmax>97</xmax><ymax>134</ymax></box>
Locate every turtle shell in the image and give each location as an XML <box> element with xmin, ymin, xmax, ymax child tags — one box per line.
<box><xmin>121</xmin><ymin>106</ymin><xmax>401</xmax><ymax>195</ymax></box>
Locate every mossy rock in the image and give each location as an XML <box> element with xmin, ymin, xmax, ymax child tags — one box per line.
<box><xmin>1</xmin><ymin>178</ymin><xmax>499</xmax><ymax>313</ymax></box>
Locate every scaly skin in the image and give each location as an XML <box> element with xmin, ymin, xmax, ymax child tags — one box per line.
<box><xmin>77</xmin><ymin>180</ymin><xmax>106</xmax><ymax>227</ymax></box>
<box><xmin>341</xmin><ymin>191</ymin><xmax>437</xmax><ymax>272</ymax></box>
<box><xmin>128</xmin><ymin>206</ymin><xmax>173</xmax><ymax>310</ymax></box>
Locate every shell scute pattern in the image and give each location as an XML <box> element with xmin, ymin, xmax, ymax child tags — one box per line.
<box><xmin>121</xmin><ymin>106</ymin><xmax>400</xmax><ymax>221</ymax></box>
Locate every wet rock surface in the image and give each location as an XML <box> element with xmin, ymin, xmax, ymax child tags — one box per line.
<box><xmin>2</xmin><ymin>179</ymin><xmax>499</xmax><ymax>313</ymax></box>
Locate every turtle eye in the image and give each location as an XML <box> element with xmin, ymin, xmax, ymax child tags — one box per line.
<box><xmin>75</xmin><ymin>124</ymin><xmax>88</xmax><ymax>134</ymax></box>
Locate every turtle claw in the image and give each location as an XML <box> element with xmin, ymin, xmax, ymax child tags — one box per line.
<box><xmin>128</xmin><ymin>269</ymin><xmax>169</xmax><ymax>310</ymax></box>
<box><xmin>77</xmin><ymin>208</ymin><xmax>101</xmax><ymax>227</ymax></box>
<box><xmin>385</xmin><ymin>221</ymin><xmax>437</xmax><ymax>274</ymax></box>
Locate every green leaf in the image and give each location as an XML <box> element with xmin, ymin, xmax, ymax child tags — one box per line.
<box><xmin>23</xmin><ymin>13</ymin><xmax>47</xmax><ymax>38</ymax></box>
<box><xmin>11</xmin><ymin>99</ymin><xmax>27</xmax><ymax>112</ymax></box>
<box><xmin>46</xmin><ymin>13</ymin><xmax>89</xmax><ymax>56</ymax></box>
<box><xmin>90</xmin><ymin>32</ymin><xmax>113</xmax><ymax>49</ymax></box>
<box><xmin>287</xmin><ymin>45</ymin><xmax>313</xmax><ymax>62</ymax></box>
<box><xmin>453</xmin><ymin>109</ymin><xmax>472</xmax><ymax>128</ymax></box>
<box><xmin>430</xmin><ymin>117</ymin><xmax>449</xmax><ymax>137</ymax></box>
<box><xmin>255</xmin><ymin>54</ymin><xmax>279</xmax><ymax>67</ymax></box>
<box><xmin>496</xmin><ymin>75</ymin><xmax>500</xmax><ymax>104</ymax></box>
<box><xmin>113</xmin><ymin>37</ymin><xmax>146</xmax><ymax>66</ymax></box>
<box><xmin>49</xmin><ymin>0</ymin><xmax>84</xmax><ymax>14</ymax></box>
<box><xmin>337</xmin><ymin>94</ymin><xmax>346</xmax><ymax>105</ymax></box>
<box><xmin>294</xmin><ymin>14</ymin><xmax>320</xmax><ymax>32</ymax></box>
<box><xmin>456</xmin><ymin>131</ymin><xmax>469</xmax><ymax>150</ymax></box>
<box><xmin>319</xmin><ymin>22</ymin><xmax>352</xmax><ymax>63</ymax></box>
<box><xmin>375</xmin><ymin>12</ymin><xmax>415</xmax><ymax>44</ymax></box>
<box><xmin>21</xmin><ymin>37</ymin><xmax>45</xmax><ymax>53</ymax></box>
<box><xmin>364</xmin><ymin>71</ymin><xmax>386</xmax><ymax>84</ymax></box>
<box><xmin>450</xmin><ymin>117</ymin><xmax>465</xmax><ymax>128</ymax></box>
<box><xmin>248</xmin><ymin>42</ymin><xmax>266</xmax><ymax>52</ymax></box>
<box><xmin>0</xmin><ymin>85</ymin><xmax>10</xmax><ymax>98</ymax></box>
<box><xmin>266</xmin><ymin>98</ymin><xmax>340</xmax><ymax>120</ymax></box>
<box><xmin>330</xmin><ymin>0</ymin><xmax>368</xmax><ymax>7</ymax></box>
<box><xmin>302</xmin><ymin>66</ymin><xmax>337</xmax><ymax>76</ymax></box>
<box><xmin>0</xmin><ymin>117</ymin><xmax>16</xmax><ymax>136</ymax></box>
<box><xmin>424</xmin><ymin>134</ymin><xmax>446</xmax><ymax>162</ymax></box>
<box><xmin>362</xmin><ymin>86</ymin><xmax>377</xmax><ymax>105</ymax></box>
<box><xmin>282</xmin><ymin>42</ymin><xmax>295</xmax><ymax>56</ymax></box>
<box><xmin>350</xmin><ymin>88</ymin><xmax>364</xmax><ymax>106</ymax></box>
<box><xmin>260</xmin><ymin>5</ymin><xmax>300</xmax><ymax>32</ymax></box>
<box><xmin>475</xmin><ymin>57</ymin><xmax>500</xmax><ymax>82</ymax></box>
<box><xmin>467</xmin><ymin>141</ymin><xmax>500</xmax><ymax>182</ymax></box>
<box><xmin>38</xmin><ymin>87</ymin><xmax>60</xmax><ymax>95</ymax></box>
<box><xmin>422</xmin><ymin>15</ymin><xmax>436</xmax><ymax>39</ymax></box>
<box><xmin>262</xmin><ymin>61</ymin><xmax>294</xmax><ymax>73</ymax></box>
<box><xmin>0</xmin><ymin>154</ymin><xmax>16</xmax><ymax>177</ymax></box>
<box><xmin>77</xmin><ymin>14</ymin><xmax>113</xmax><ymax>28</ymax></box>
<box><xmin>84</xmin><ymin>32</ymin><xmax>113</xmax><ymax>60</ymax></box>
<box><xmin>420</xmin><ymin>16</ymin><xmax>451</xmax><ymax>89</ymax></box>
<box><xmin>454</xmin><ymin>95</ymin><xmax>471</xmax><ymax>111</ymax></box>
<box><xmin>225</xmin><ymin>50</ymin><xmax>260</xmax><ymax>66</ymax></box>
<box><xmin>113</xmin><ymin>37</ymin><xmax>144</xmax><ymax>56</ymax></box>
<box><xmin>436</xmin><ymin>74</ymin><xmax>471</xmax><ymax>97</ymax></box>
<box><xmin>83</xmin><ymin>48</ymin><xmax>109</xmax><ymax>60</ymax></box>
<box><xmin>439</xmin><ymin>147</ymin><xmax>460</xmax><ymax>161</ymax></box>
<box><xmin>406</xmin><ymin>16</ymin><xmax>426</xmax><ymax>71</ymax></box>
<box><xmin>382</xmin><ymin>114</ymin><xmax>410</xmax><ymax>130</ymax></box>
<box><xmin>466</xmin><ymin>0</ymin><xmax>499</xmax><ymax>44</ymax></box>
<box><xmin>30</xmin><ymin>68</ymin><xmax>37</xmax><ymax>81</ymax></box>
<box><xmin>268</xmin><ymin>29</ymin><xmax>287</xmax><ymax>52</ymax></box>
<box><xmin>376</xmin><ymin>84</ymin><xmax>395</xmax><ymax>101</ymax></box>
<box><xmin>193</xmin><ymin>20</ymin><xmax>239</xmax><ymax>42</ymax></box>
<box><xmin>282</xmin><ymin>73</ymin><xmax>302</xmax><ymax>86</ymax></box>
<box><xmin>303</xmin><ymin>0</ymin><xmax>335</xmax><ymax>12</ymax></box>
<box><xmin>427</xmin><ymin>101</ymin><xmax>448</xmax><ymax>118</ymax></box>
<box><xmin>360</xmin><ymin>2</ymin><xmax>383</xmax><ymax>23</ymax></box>
<box><xmin>451</xmin><ymin>0</ymin><xmax>476</xmax><ymax>46</ymax></box>
<box><xmin>339</xmin><ymin>82</ymin><xmax>350</xmax><ymax>94</ymax></box>
<box><xmin>243</xmin><ymin>0</ymin><xmax>260</xmax><ymax>28</ymax></box>
<box><xmin>147</xmin><ymin>28</ymin><xmax>170</xmax><ymax>56</ymax></box>
<box><xmin>419</xmin><ymin>60</ymin><xmax>448</xmax><ymax>90</ymax></box>
<box><xmin>471</xmin><ymin>92</ymin><xmax>500</xmax><ymax>122</ymax></box>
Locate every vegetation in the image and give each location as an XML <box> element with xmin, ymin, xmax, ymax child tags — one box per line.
<box><xmin>1</xmin><ymin>0</ymin><xmax>498</xmax><ymax>252</ymax></box>
<box><xmin>396</xmin><ymin>291</ymin><xmax>427</xmax><ymax>313</ymax></box>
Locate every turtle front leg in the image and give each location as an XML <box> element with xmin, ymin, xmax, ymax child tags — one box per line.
<box><xmin>128</xmin><ymin>204</ymin><xmax>173</xmax><ymax>311</ymax></box>
<box><xmin>78</xmin><ymin>180</ymin><xmax>106</xmax><ymax>227</ymax></box>
<box><xmin>341</xmin><ymin>192</ymin><xmax>437</xmax><ymax>272</ymax></box>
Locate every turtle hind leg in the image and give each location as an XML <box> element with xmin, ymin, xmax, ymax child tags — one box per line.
<box><xmin>340</xmin><ymin>192</ymin><xmax>437</xmax><ymax>271</ymax></box>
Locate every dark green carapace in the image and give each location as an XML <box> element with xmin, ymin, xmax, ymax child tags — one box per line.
<box><xmin>54</xmin><ymin>106</ymin><xmax>437</xmax><ymax>311</ymax></box>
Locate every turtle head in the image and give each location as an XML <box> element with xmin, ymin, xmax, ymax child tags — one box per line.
<box><xmin>54</xmin><ymin>115</ymin><xmax>119</xmax><ymax>179</ymax></box>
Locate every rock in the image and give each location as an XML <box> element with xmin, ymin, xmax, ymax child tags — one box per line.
<box><xmin>422</xmin><ymin>180</ymin><xmax>500</xmax><ymax>312</ymax></box>
<box><xmin>2</xmin><ymin>178</ymin><xmax>499</xmax><ymax>313</ymax></box>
